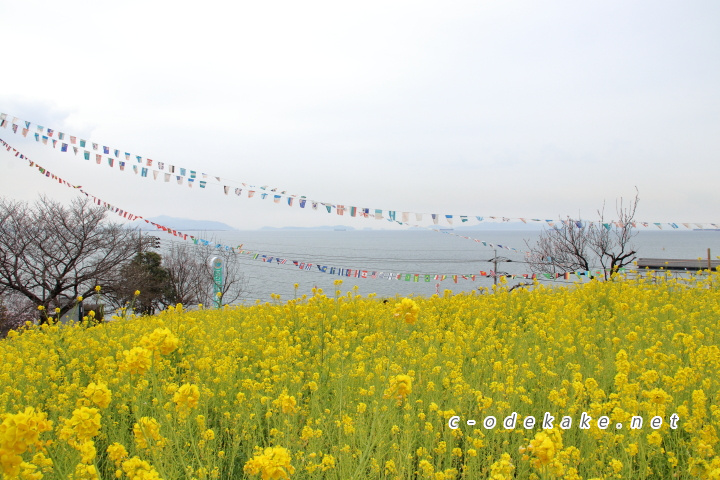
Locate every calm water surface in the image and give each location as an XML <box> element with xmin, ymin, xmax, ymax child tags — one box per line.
<box><xmin>165</xmin><ymin>229</ymin><xmax>720</xmax><ymax>304</ymax></box>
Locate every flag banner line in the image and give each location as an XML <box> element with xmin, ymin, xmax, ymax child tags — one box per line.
<box><xmin>2</xmin><ymin>112</ymin><xmax>716</xmax><ymax>236</ymax></box>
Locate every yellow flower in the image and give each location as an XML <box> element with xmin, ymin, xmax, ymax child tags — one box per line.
<box><xmin>643</xmin><ymin>387</ymin><xmax>671</xmax><ymax>406</ymax></box>
<box><xmin>244</xmin><ymin>446</ymin><xmax>295</xmax><ymax>480</ymax></box>
<box><xmin>340</xmin><ymin>415</ymin><xmax>355</xmax><ymax>435</ymax></box>
<box><xmin>94</xmin><ymin>285</ymin><xmax>101</xmax><ymax>292</ymax></box>
<box><xmin>274</xmin><ymin>393</ymin><xmax>298</xmax><ymax>414</ymax></box>
<box><xmin>489</xmin><ymin>453</ymin><xmax>515</xmax><ymax>480</ymax></box>
<box><xmin>140</xmin><ymin>327</ymin><xmax>179</xmax><ymax>355</ymax></box>
<box><xmin>17</xmin><ymin>459</ymin><xmax>44</xmax><ymax>480</ymax></box>
<box><xmin>419</xmin><ymin>459</ymin><xmax>434</xmax><ymax>477</ymax></box>
<box><xmin>625</xmin><ymin>443</ymin><xmax>638</xmax><ymax>456</ymax></box>
<box><xmin>31</xmin><ymin>452</ymin><xmax>54</xmax><ymax>473</ymax></box>
<box><xmin>121</xmin><ymin>456</ymin><xmax>162</xmax><ymax>480</ymax></box>
<box><xmin>196</xmin><ymin>415</ymin><xmax>206</xmax><ymax>430</ymax></box>
<box><xmin>0</xmin><ymin>407</ymin><xmax>53</xmax><ymax>457</ymax></box>
<box><xmin>106</xmin><ymin>443</ymin><xmax>128</xmax><ymax>467</ymax></box>
<box><xmin>300</xmin><ymin>425</ymin><xmax>322</xmax><ymax>441</ymax></box>
<box><xmin>320</xmin><ymin>454</ymin><xmax>336</xmax><ymax>471</ymax></box>
<box><xmin>0</xmin><ymin>453</ymin><xmax>22</xmax><ymax>478</ymax></box>
<box><xmin>4</xmin><ymin>266</ymin><xmax>720</xmax><ymax>480</ymax></box>
<box><xmin>83</xmin><ymin>382</ymin><xmax>112</xmax><ymax>409</ymax></box>
<box><xmin>393</xmin><ymin>298</ymin><xmax>420</xmax><ymax>324</ymax></box>
<box><xmin>647</xmin><ymin>431</ymin><xmax>662</xmax><ymax>446</ymax></box>
<box><xmin>59</xmin><ymin>407</ymin><xmax>101</xmax><ymax>444</ymax></box>
<box><xmin>78</xmin><ymin>441</ymin><xmax>97</xmax><ymax>464</ymax></box>
<box><xmin>173</xmin><ymin>384</ymin><xmax>200</xmax><ymax>418</ymax></box>
<box><xmin>71</xmin><ymin>462</ymin><xmax>100</xmax><ymax>480</ymax></box>
<box><xmin>134</xmin><ymin>290</ymin><xmax>141</xmax><ymax>296</ymax></box>
<box><xmin>385</xmin><ymin>374</ymin><xmax>412</xmax><ymax>402</ymax></box>
<box><xmin>119</xmin><ymin>347</ymin><xmax>153</xmax><ymax>375</ymax></box>
<box><xmin>133</xmin><ymin>417</ymin><xmax>166</xmax><ymax>450</ymax></box>
<box><xmin>527</xmin><ymin>431</ymin><xmax>556</xmax><ymax>468</ymax></box>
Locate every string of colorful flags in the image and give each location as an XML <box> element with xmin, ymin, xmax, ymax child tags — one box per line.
<box><xmin>0</xmin><ymin>112</ymin><xmax>530</xmax><ymax>253</ymax></box>
<box><xmin>2</xmin><ymin>111</ymin><xmax>718</xmax><ymax>232</ymax></box>
<box><xmin>2</xmin><ymin>137</ymin><xmax>630</xmax><ymax>284</ymax></box>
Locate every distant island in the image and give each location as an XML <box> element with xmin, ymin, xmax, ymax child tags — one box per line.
<box><xmin>133</xmin><ymin>215</ymin><xmax>236</xmax><ymax>231</ymax></box>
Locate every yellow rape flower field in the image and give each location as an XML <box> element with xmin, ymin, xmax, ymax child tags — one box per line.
<box><xmin>1</xmin><ymin>272</ymin><xmax>720</xmax><ymax>479</ymax></box>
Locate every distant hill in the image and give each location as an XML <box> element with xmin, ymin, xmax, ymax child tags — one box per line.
<box><xmin>133</xmin><ymin>215</ymin><xmax>236</xmax><ymax>231</ymax></box>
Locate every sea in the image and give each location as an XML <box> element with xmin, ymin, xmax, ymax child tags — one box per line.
<box><xmin>158</xmin><ymin>229</ymin><xmax>720</xmax><ymax>304</ymax></box>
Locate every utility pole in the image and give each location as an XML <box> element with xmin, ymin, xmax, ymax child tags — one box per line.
<box><xmin>494</xmin><ymin>249</ymin><xmax>498</xmax><ymax>287</ymax></box>
<box><xmin>486</xmin><ymin>249</ymin><xmax>511</xmax><ymax>289</ymax></box>
<box><xmin>709</xmin><ymin>248</ymin><xmax>712</xmax><ymax>272</ymax></box>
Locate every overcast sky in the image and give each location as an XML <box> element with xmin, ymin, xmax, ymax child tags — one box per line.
<box><xmin>1</xmin><ymin>1</ymin><xmax>719</xmax><ymax>230</ymax></box>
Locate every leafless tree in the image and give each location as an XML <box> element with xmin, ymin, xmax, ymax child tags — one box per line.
<box><xmin>0</xmin><ymin>195</ymin><xmax>149</xmax><ymax>322</ymax></box>
<box><xmin>525</xmin><ymin>192</ymin><xmax>639</xmax><ymax>281</ymax></box>
<box><xmin>163</xmin><ymin>242</ymin><xmax>206</xmax><ymax>306</ymax></box>
<box><xmin>163</xmin><ymin>240</ymin><xmax>248</xmax><ymax>307</ymax></box>
<box><xmin>0</xmin><ymin>298</ymin><xmax>11</xmax><ymax>338</ymax></box>
<box><xmin>196</xmin><ymin>242</ymin><xmax>248</xmax><ymax>306</ymax></box>
<box><xmin>103</xmin><ymin>238</ymin><xmax>249</xmax><ymax>311</ymax></box>
<box><xmin>0</xmin><ymin>293</ymin><xmax>32</xmax><ymax>337</ymax></box>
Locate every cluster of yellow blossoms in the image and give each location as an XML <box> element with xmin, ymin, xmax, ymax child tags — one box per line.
<box><xmin>393</xmin><ymin>297</ymin><xmax>420</xmax><ymax>324</ymax></box>
<box><xmin>0</xmin><ymin>273</ymin><xmax>718</xmax><ymax>478</ymax></box>
<box><xmin>0</xmin><ymin>407</ymin><xmax>53</xmax><ymax>477</ymax></box>
<box><xmin>384</xmin><ymin>374</ymin><xmax>413</xmax><ymax>404</ymax></box>
<box><xmin>172</xmin><ymin>384</ymin><xmax>200</xmax><ymax>419</ymax></box>
<box><xmin>244</xmin><ymin>446</ymin><xmax>296</xmax><ymax>480</ymax></box>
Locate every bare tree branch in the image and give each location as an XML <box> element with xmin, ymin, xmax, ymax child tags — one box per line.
<box><xmin>525</xmin><ymin>191</ymin><xmax>639</xmax><ymax>281</ymax></box>
<box><xmin>192</xmin><ymin>241</ymin><xmax>249</xmax><ymax>306</ymax></box>
<box><xmin>0</xmin><ymin>195</ymin><xmax>148</xmax><ymax>321</ymax></box>
<box><xmin>104</xmin><ymin>237</ymin><xmax>249</xmax><ymax>312</ymax></box>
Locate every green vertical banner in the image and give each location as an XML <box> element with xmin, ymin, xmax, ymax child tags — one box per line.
<box><xmin>210</xmin><ymin>257</ymin><xmax>223</xmax><ymax>308</ymax></box>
